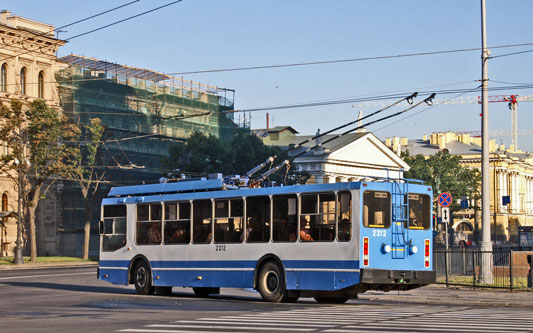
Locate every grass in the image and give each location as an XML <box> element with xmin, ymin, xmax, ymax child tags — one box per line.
<box><xmin>0</xmin><ymin>256</ymin><xmax>97</xmax><ymax>266</ymax></box>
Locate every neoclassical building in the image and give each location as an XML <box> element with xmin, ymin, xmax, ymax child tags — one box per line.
<box><xmin>255</xmin><ymin>126</ymin><xmax>409</xmax><ymax>184</ymax></box>
<box><xmin>0</xmin><ymin>10</ymin><xmax>65</xmax><ymax>256</ymax></box>
<box><xmin>388</xmin><ymin>132</ymin><xmax>533</xmax><ymax>243</ymax></box>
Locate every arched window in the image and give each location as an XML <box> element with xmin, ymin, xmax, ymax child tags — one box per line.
<box><xmin>20</xmin><ymin>67</ymin><xmax>26</xmax><ymax>95</ymax></box>
<box><xmin>38</xmin><ymin>71</ymin><xmax>44</xmax><ymax>98</ymax></box>
<box><xmin>0</xmin><ymin>63</ymin><xmax>6</xmax><ymax>92</ymax></box>
<box><xmin>1</xmin><ymin>193</ymin><xmax>7</xmax><ymax>224</ymax></box>
<box><xmin>1</xmin><ymin>193</ymin><xmax>7</xmax><ymax>212</ymax></box>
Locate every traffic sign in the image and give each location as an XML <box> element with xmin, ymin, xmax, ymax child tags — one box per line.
<box><xmin>438</xmin><ymin>192</ymin><xmax>452</xmax><ymax>207</ymax></box>
<box><xmin>441</xmin><ymin>207</ymin><xmax>450</xmax><ymax>223</ymax></box>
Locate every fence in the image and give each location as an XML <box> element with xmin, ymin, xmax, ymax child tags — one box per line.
<box><xmin>434</xmin><ymin>249</ymin><xmax>533</xmax><ymax>290</ymax></box>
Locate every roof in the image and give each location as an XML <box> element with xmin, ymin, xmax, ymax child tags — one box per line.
<box><xmin>271</xmin><ymin>132</ymin><xmax>368</xmax><ymax>157</ymax></box>
<box><xmin>401</xmin><ymin>139</ymin><xmax>482</xmax><ymax>156</ymax></box>
<box><xmin>58</xmin><ymin>54</ymin><xmax>170</xmax><ymax>82</ymax></box>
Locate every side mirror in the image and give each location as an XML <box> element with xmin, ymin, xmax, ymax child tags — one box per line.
<box><xmin>99</xmin><ymin>220</ymin><xmax>104</xmax><ymax>235</ymax></box>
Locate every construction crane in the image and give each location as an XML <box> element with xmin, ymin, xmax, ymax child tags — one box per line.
<box><xmin>352</xmin><ymin>94</ymin><xmax>533</xmax><ymax>150</ymax></box>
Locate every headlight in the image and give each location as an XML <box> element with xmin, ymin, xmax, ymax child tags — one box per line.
<box><xmin>382</xmin><ymin>243</ymin><xmax>391</xmax><ymax>253</ymax></box>
<box><xmin>410</xmin><ymin>245</ymin><xmax>418</xmax><ymax>254</ymax></box>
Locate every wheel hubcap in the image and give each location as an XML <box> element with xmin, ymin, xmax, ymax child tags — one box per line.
<box><xmin>266</xmin><ymin>271</ymin><xmax>278</xmax><ymax>292</ymax></box>
<box><xmin>137</xmin><ymin>267</ymin><xmax>146</xmax><ymax>288</ymax></box>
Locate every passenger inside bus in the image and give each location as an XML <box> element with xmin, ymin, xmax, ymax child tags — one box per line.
<box><xmin>300</xmin><ymin>217</ymin><xmax>314</xmax><ymax>242</ymax></box>
<box><xmin>148</xmin><ymin>221</ymin><xmax>161</xmax><ymax>244</ymax></box>
<box><xmin>338</xmin><ymin>218</ymin><xmax>351</xmax><ymax>241</ymax></box>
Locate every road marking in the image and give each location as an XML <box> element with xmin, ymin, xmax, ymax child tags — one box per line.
<box><xmin>148</xmin><ymin>324</ymin><xmax>313</xmax><ymax>331</ymax></box>
<box><xmin>0</xmin><ymin>271</ymin><xmax>93</xmax><ymax>281</ymax></box>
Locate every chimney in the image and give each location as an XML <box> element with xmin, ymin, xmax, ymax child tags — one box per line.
<box><xmin>489</xmin><ymin>139</ymin><xmax>496</xmax><ymax>152</ymax></box>
<box><xmin>0</xmin><ymin>10</ymin><xmax>11</xmax><ymax>25</ymax></box>
<box><xmin>509</xmin><ymin>144</ymin><xmax>515</xmax><ymax>153</ymax></box>
<box><xmin>500</xmin><ymin>144</ymin><xmax>505</xmax><ymax>151</ymax></box>
<box><xmin>423</xmin><ymin>134</ymin><xmax>427</xmax><ymax>141</ymax></box>
<box><xmin>392</xmin><ymin>137</ymin><xmax>399</xmax><ymax>154</ymax></box>
<box><xmin>266</xmin><ymin>112</ymin><xmax>269</xmax><ymax>131</ymax></box>
<box><xmin>385</xmin><ymin>137</ymin><xmax>391</xmax><ymax>148</ymax></box>
<box><xmin>439</xmin><ymin>134</ymin><xmax>446</xmax><ymax>150</ymax></box>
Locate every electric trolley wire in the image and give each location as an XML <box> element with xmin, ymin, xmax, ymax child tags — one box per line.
<box><xmin>0</xmin><ymin>0</ymin><xmax>142</xmax><ymax>63</ymax></box>
<box><xmin>251</xmin><ymin>93</ymin><xmax>436</xmax><ymax>183</ymax></box>
<box><xmin>165</xmin><ymin>42</ymin><xmax>533</xmax><ymax>76</ymax></box>
<box><xmin>0</xmin><ymin>0</ymin><xmax>183</xmax><ymax>63</ymax></box>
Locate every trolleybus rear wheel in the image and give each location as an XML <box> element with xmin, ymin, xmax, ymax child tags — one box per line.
<box><xmin>134</xmin><ymin>260</ymin><xmax>155</xmax><ymax>295</ymax></box>
<box><xmin>257</xmin><ymin>261</ymin><xmax>288</xmax><ymax>302</ymax></box>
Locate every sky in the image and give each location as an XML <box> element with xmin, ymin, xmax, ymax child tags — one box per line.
<box><xmin>4</xmin><ymin>0</ymin><xmax>533</xmax><ymax>151</ymax></box>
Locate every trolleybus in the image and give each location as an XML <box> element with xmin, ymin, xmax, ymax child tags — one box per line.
<box><xmin>98</xmin><ymin>175</ymin><xmax>435</xmax><ymax>303</ymax></box>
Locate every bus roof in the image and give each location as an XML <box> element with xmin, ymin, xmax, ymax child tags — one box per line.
<box><xmin>102</xmin><ymin>179</ymin><xmax>432</xmax><ymax>206</ymax></box>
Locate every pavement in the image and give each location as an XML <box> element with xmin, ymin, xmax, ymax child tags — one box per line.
<box><xmin>360</xmin><ymin>284</ymin><xmax>533</xmax><ymax>308</ymax></box>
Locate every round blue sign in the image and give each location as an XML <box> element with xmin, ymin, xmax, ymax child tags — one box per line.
<box><xmin>438</xmin><ymin>192</ymin><xmax>452</xmax><ymax>207</ymax></box>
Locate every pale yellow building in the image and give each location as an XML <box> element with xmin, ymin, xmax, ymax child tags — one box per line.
<box><xmin>387</xmin><ymin>132</ymin><xmax>533</xmax><ymax>243</ymax></box>
<box><xmin>0</xmin><ymin>10</ymin><xmax>65</xmax><ymax>256</ymax></box>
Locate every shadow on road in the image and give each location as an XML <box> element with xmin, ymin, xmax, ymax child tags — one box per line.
<box><xmin>0</xmin><ymin>281</ymin><xmax>134</xmax><ymax>294</ymax></box>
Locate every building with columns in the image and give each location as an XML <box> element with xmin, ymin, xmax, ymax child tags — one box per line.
<box><xmin>254</xmin><ymin>126</ymin><xmax>409</xmax><ymax>184</ymax></box>
<box><xmin>387</xmin><ymin>131</ymin><xmax>533</xmax><ymax>243</ymax></box>
<box><xmin>0</xmin><ymin>10</ymin><xmax>65</xmax><ymax>257</ymax></box>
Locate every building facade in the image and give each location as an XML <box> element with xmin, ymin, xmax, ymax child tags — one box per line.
<box><xmin>0</xmin><ymin>10</ymin><xmax>65</xmax><ymax>257</ymax></box>
<box><xmin>387</xmin><ymin>132</ymin><xmax>533</xmax><ymax>244</ymax></box>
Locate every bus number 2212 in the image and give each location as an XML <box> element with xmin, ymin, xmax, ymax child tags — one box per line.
<box><xmin>372</xmin><ymin>229</ymin><xmax>387</xmax><ymax>237</ymax></box>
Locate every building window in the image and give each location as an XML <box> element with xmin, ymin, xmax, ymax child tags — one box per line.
<box><xmin>38</xmin><ymin>71</ymin><xmax>44</xmax><ymax>98</ymax></box>
<box><xmin>1</xmin><ymin>193</ymin><xmax>7</xmax><ymax>212</ymax></box>
<box><xmin>20</xmin><ymin>67</ymin><xmax>27</xmax><ymax>95</ymax></box>
<box><xmin>0</xmin><ymin>63</ymin><xmax>6</xmax><ymax>92</ymax></box>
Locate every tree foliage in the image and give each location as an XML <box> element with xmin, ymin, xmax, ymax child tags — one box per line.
<box><xmin>402</xmin><ymin>150</ymin><xmax>481</xmax><ymax>210</ymax></box>
<box><xmin>164</xmin><ymin>131</ymin><xmax>309</xmax><ymax>184</ymax></box>
<box><xmin>0</xmin><ymin>99</ymin><xmax>79</xmax><ymax>262</ymax></box>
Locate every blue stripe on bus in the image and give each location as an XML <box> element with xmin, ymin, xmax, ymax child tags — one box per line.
<box><xmin>99</xmin><ymin>259</ymin><xmax>359</xmax><ymax>270</ymax></box>
<box><xmin>99</xmin><ymin>259</ymin><xmax>361</xmax><ymax>291</ymax></box>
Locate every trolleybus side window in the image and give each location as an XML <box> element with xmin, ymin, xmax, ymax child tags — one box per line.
<box><xmin>101</xmin><ymin>204</ymin><xmax>127</xmax><ymax>252</ymax></box>
<box><xmin>193</xmin><ymin>199</ymin><xmax>212</xmax><ymax>244</ymax></box>
<box><xmin>407</xmin><ymin>194</ymin><xmax>431</xmax><ymax>230</ymax></box>
<box><xmin>214</xmin><ymin>198</ymin><xmax>244</xmax><ymax>243</ymax></box>
<box><xmin>136</xmin><ymin>203</ymin><xmax>162</xmax><ymax>245</ymax></box>
<box><xmin>363</xmin><ymin>191</ymin><xmax>391</xmax><ymax>228</ymax></box>
<box><xmin>164</xmin><ymin>202</ymin><xmax>191</xmax><ymax>244</ymax></box>
<box><xmin>245</xmin><ymin>196</ymin><xmax>270</xmax><ymax>242</ymax></box>
<box><xmin>300</xmin><ymin>192</ymin><xmax>335</xmax><ymax>242</ymax></box>
<box><xmin>337</xmin><ymin>191</ymin><xmax>352</xmax><ymax>241</ymax></box>
<box><xmin>273</xmin><ymin>194</ymin><xmax>297</xmax><ymax>242</ymax></box>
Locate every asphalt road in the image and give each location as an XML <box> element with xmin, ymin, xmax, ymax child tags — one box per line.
<box><xmin>1</xmin><ymin>266</ymin><xmax>532</xmax><ymax>332</ymax></box>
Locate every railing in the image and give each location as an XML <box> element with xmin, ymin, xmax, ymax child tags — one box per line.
<box><xmin>435</xmin><ymin>249</ymin><xmax>533</xmax><ymax>290</ymax></box>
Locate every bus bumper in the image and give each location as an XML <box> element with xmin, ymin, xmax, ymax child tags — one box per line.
<box><xmin>360</xmin><ymin>269</ymin><xmax>436</xmax><ymax>285</ymax></box>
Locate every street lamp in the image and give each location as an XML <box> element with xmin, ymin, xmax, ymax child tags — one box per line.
<box><xmin>13</xmin><ymin>124</ymin><xmax>25</xmax><ymax>265</ymax></box>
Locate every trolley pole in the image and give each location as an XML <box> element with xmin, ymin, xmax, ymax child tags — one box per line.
<box><xmin>479</xmin><ymin>0</ymin><xmax>493</xmax><ymax>284</ymax></box>
<box><xmin>14</xmin><ymin>123</ymin><xmax>24</xmax><ymax>265</ymax></box>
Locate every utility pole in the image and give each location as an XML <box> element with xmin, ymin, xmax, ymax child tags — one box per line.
<box><xmin>480</xmin><ymin>0</ymin><xmax>493</xmax><ymax>283</ymax></box>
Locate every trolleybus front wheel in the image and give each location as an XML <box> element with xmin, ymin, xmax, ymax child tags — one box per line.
<box><xmin>257</xmin><ymin>261</ymin><xmax>288</xmax><ymax>302</ymax></box>
<box><xmin>134</xmin><ymin>260</ymin><xmax>155</xmax><ymax>295</ymax></box>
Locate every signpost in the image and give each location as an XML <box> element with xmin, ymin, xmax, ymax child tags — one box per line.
<box><xmin>438</xmin><ymin>192</ymin><xmax>453</xmax><ymax>256</ymax></box>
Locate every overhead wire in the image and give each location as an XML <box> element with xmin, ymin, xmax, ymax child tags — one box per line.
<box><xmin>0</xmin><ymin>0</ymin><xmax>142</xmax><ymax>63</ymax></box>
<box><xmin>164</xmin><ymin>42</ymin><xmax>533</xmax><ymax>76</ymax></box>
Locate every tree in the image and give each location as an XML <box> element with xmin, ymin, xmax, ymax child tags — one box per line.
<box><xmin>0</xmin><ymin>100</ymin><xmax>79</xmax><ymax>262</ymax></box>
<box><xmin>402</xmin><ymin>150</ymin><xmax>481</xmax><ymax>210</ymax></box>
<box><xmin>67</xmin><ymin>118</ymin><xmax>105</xmax><ymax>260</ymax></box>
<box><xmin>164</xmin><ymin>131</ymin><xmax>309</xmax><ymax>184</ymax></box>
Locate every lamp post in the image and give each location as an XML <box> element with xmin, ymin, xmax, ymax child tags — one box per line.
<box><xmin>13</xmin><ymin>123</ymin><xmax>24</xmax><ymax>265</ymax></box>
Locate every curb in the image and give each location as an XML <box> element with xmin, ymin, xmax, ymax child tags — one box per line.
<box><xmin>0</xmin><ymin>261</ymin><xmax>98</xmax><ymax>270</ymax></box>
